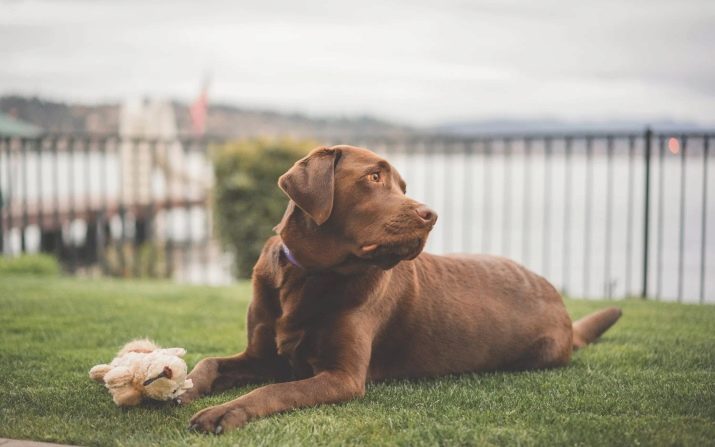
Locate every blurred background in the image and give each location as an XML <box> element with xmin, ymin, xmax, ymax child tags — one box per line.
<box><xmin>0</xmin><ymin>0</ymin><xmax>713</xmax><ymax>302</ymax></box>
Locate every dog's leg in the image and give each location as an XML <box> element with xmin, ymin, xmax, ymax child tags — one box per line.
<box><xmin>189</xmin><ymin>320</ymin><xmax>371</xmax><ymax>433</ymax></box>
<box><xmin>179</xmin><ymin>324</ymin><xmax>288</xmax><ymax>405</ymax></box>
<box><xmin>189</xmin><ymin>370</ymin><xmax>365</xmax><ymax>433</ymax></box>
<box><xmin>178</xmin><ymin>352</ymin><xmax>286</xmax><ymax>405</ymax></box>
<box><xmin>181</xmin><ymin>275</ymin><xmax>287</xmax><ymax>405</ymax></box>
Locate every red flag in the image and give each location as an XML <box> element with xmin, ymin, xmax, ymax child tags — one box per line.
<box><xmin>190</xmin><ymin>81</ymin><xmax>209</xmax><ymax>136</ymax></box>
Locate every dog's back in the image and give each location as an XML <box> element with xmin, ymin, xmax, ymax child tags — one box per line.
<box><xmin>367</xmin><ymin>252</ymin><xmax>576</xmax><ymax>380</ymax></box>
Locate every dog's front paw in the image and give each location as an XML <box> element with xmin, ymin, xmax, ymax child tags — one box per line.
<box><xmin>188</xmin><ymin>404</ymin><xmax>249</xmax><ymax>434</ymax></box>
<box><xmin>174</xmin><ymin>389</ymin><xmax>199</xmax><ymax>406</ymax></box>
<box><xmin>179</xmin><ymin>359</ymin><xmax>219</xmax><ymax>406</ymax></box>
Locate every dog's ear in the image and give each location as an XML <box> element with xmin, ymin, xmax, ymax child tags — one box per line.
<box><xmin>278</xmin><ymin>147</ymin><xmax>339</xmax><ymax>225</ymax></box>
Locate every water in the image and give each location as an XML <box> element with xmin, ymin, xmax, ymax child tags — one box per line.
<box><xmin>373</xmin><ymin>137</ymin><xmax>714</xmax><ymax>303</ymax></box>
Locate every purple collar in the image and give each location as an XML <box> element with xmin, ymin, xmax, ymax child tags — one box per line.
<box><xmin>281</xmin><ymin>243</ymin><xmax>303</xmax><ymax>268</ymax></box>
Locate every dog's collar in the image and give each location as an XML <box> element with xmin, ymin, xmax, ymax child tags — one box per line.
<box><xmin>280</xmin><ymin>243</ymin><xmax>303</xmax><ymax>269</ymax></box>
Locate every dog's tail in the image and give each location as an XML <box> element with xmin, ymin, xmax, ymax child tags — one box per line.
<box><xmin>572</xmin><ymin>307</ymin><xmax>622</xmax><ymax>350</ymax></box>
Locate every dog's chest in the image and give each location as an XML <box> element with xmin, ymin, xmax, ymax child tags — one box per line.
<box><xmin>273</xmin><ymin>289</ymin><xmax>333</xmax><ymax>377</ymax></box>
<box><xmin>272</xmin><ymin>274</ymin><xmax>358</xmax><ymax>378</ymax></box>
<box><xmin>274</xmin><ymin>320</ymin><xmax>313</xmax><ymax>378</ymax></box>
<box><xmin>275</xmin><ymin>306</ymin><xmax>335</xmax><ymax>379</ymax></box>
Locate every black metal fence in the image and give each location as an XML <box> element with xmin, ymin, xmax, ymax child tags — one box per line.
<box><xmin>0</xmin><ymin>134</ymin><xmax>229</xmax><ymax>284</ymax></box>
<box><xmin>0</xmin><ymin>130</ymin><xmax>712</xmax><ymax>302</ymax></box>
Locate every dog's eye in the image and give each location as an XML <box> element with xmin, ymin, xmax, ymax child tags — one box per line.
<box><xmin>369</xmin><ymin>172</ymin><xmax>380</xmax><ymax>182</ymax></box>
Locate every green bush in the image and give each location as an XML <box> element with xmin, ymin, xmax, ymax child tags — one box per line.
<box><xmin>213</xmin><ymin>138</ymin><xmax>315</xmax><ymax>278</ymax></box>
<box><xmin>0</xmin><ymin>253</ymin><xmax>61</xmax><ymax>276</ymax></box>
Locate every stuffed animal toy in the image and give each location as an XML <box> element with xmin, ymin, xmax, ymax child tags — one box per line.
<box><xmin>89</xmin><ymin>339</ymin><xmax>193</xmax><ymax>407</ymax></box>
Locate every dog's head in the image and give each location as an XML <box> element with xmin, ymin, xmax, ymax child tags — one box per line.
<box><xmin>276</xmin><ymin>145</ymin><xmax>437</xmax><ymax>270</ymax></box>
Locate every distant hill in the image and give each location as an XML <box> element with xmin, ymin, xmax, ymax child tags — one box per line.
<box><xmin>0</xmin><ymin>96</ymin><xmax>118</xmax><ymax>134</ymax></box>
<box><xmin>3</xmin><ymin>96</ymin><xmax>708</xmax><ymax>139</ymax></box>
<box><xmin>0</xmin><ymin>95</ymin><xmax>413</xmax><ymax>139</ymax></box>
<box><xmin>433</xmin><ymin>118</ymin><xmax>712</xmax><ymax>136</ymax></box>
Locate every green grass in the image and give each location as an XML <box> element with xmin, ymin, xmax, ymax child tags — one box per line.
<box><xmin>0</xmin><ymin>275</ymin><xmax>713</xmax><ymax>447</ymax></box>
<box><xmin>0</xmin><ymin>254</ymin><xmax>60</xmax><ymax>276</ymax></box>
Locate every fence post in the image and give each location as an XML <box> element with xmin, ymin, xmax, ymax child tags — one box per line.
<box><xmin>641</xmin><ymin>127</ymin><xmax>653</xmax><ymax>299</ymax></box>
<box><xmin>0</xmin><ymin>141</ymin><xmax>4</xmax><ymax>255</ymax></box>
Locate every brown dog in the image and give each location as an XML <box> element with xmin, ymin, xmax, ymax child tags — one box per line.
<box><xmin>182</xmin><ymin>145</ymin><xmax>622</xmax><ymax>434</ymax></box>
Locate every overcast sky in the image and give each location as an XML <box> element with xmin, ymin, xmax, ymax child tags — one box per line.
<box><xmin>1</xmin><ymin>0</ymin><xmax>714</xmax><ymax>126</ymax></box>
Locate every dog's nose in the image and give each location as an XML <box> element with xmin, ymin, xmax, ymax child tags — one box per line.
<box><xmin>415</xmin><ymin>205</ymin><xmax>438</xmax><ymax>225</ymax></box>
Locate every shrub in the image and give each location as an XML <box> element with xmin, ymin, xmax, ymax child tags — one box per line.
<box><xmin>0</xmin><ymin>253</ymin><xmax>61</xmax><ymax>276</ymax></box>
<box><xmin>212</xmin><ymin>138</ymin><xmax>315</xmax><ymax>278</ymax></box>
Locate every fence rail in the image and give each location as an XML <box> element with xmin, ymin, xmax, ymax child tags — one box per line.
<box><xmin>0</xmin><ymin>130</ymin><xmax>713</xmax><ymax>302</ymax></box>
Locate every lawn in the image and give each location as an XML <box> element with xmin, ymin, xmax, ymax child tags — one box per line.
<box><xmin>0</xmin><ymin>275</ymin><xmax>713</xmax><ymax>447</ymax></box>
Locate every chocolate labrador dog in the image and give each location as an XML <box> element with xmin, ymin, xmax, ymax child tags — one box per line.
<box><xmin>181</xmin><ymin>145</ymin><xmax>622</xmax><ymax>434</ymax></box>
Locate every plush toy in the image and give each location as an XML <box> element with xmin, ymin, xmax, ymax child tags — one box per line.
<box><xmin>89</xmin><ymin>339</ymin><xmax>193</xmax><ymax>407</ymax></box>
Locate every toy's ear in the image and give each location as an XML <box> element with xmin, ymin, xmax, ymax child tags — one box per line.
<box><xmin>112</xmin><ymin>386</ymin><xmax>142</xmax><ymax>407</ymax></box>
<box><xmin>278</xmin><ymin>147</ymin><xmax>340</xmax><ymax>226</ymax></box>
<box><xmin>89</xmin><ymin>364</ymin><xmax>113</xmax><ymax>382</ymax></box>
<box><xmin>163</xmin><ymin>348</ymin><xmax>186</xmax><ymax>357</ymax></box>
<box><xmin>103</xmin><ymin>366</ymin><xmax>134</xmax><ymax>388</ymax></box>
